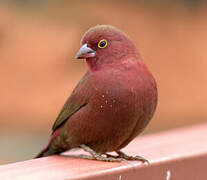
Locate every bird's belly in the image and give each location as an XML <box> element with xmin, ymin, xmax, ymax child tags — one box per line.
<box><xmin>64</xmin><ymin>90</ymin><xmax>143</xmax><ymax>153</ymax></box>
<box><xmin>64</xmin><ymin>72</ymin><xmax>157</xmax><ymax>153</ymax></box>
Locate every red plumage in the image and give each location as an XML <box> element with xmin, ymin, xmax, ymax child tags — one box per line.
<box><xmin>36</xmin><ymin>25</ymin><xmax>157</xmax><ymax>162</ymax></box>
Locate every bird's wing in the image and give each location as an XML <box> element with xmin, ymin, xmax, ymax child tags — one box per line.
<box><xmin>52</xmin><ymin>72</ymin><xmax>91</xmax><ymax>131</ymax></box>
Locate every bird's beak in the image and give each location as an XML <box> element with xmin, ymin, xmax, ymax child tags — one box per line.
<box><xmin>75</xmin><ymin>44</ymin><xmax>96</xmax><ymax>59</ymax></box>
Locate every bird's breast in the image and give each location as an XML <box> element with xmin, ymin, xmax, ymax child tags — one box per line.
<box><xmin>89</xmin><ymin>62</ymin><xmax>157</xmax><ymax>123</ymax></box>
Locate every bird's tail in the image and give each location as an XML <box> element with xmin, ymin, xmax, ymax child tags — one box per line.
<box><xmin>35</xmin><ymin>147</ymin><xmax>50</xmax><ymax>158</ymax></box>
<box><xmin>35</xmin><ymin>128</ymin><xmax>62</xmax><ymax>158</ymax></box>
<box><xmin>35</xmin><ymin>145</ymin><xmax>61</xmax><ymax>158</ymax></box>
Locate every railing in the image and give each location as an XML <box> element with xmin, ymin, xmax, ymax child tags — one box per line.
<box><xmin>0</xmin><ymin>124</ymin><xmax>207</xmax><ymax>180</ymax></box>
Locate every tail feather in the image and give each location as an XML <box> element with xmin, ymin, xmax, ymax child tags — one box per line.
<box><xmin>35</xmin><ymin>147</ymin><xmax>50</xmax><ymax>158</ymax></box>
<box><xmin>35</xmin><ymin>128</ymin><xmax>61</xmax><ymax>158</ymax></box>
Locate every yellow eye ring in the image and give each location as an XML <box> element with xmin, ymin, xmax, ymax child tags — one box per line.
<box><xmin>98</xmin><ymin>39</ymin><xmax>108</xmax><ymax>49</ymax></box>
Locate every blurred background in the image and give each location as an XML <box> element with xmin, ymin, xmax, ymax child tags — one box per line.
<box><xmin>0</xmin><ymin>0</ymin><xmax>207</xmax><ymax>165</ymax></box>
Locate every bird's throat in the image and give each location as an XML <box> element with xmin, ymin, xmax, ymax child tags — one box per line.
<box><xmin>86</xmin><ymin>57</ymin><xmax>99</xmax><ymax>71</ymax></box>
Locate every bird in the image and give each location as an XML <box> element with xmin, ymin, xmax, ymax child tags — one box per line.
<box><xmin>35</xmin><ymin>25</ymin><xmax>157</xmax><ymax>163</ymax></box>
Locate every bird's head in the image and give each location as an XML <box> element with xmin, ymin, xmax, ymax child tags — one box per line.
<box><xmin>75</xmin><ymin>25</ymin><xmax>140</xmax><ymax>71</ymax></box>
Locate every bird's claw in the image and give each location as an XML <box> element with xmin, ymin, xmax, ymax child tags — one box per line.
<box><xmin>80</xmin><ymin>144</ymin><xmax>123</xmax><ymax>162</ymax></box>
<box><xmin>93</xmin><ymin>155</ymin><xmax>123</xmax><ymax>162</ymax></box>
<box><xmin>116</xmin><ymin>150</ymin><xmax>150</xmax><ymax>164</ymax></box>
<box><xmin>80</xmin><ymin>145</ymin><xmax>149</xmax><ymax>163</ymax></box>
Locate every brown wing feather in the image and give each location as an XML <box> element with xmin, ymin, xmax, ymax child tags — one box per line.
<box><xmin>52</xmin><ymin>72</ymin><xmax>91</xmax><ymax>131</ymax></box>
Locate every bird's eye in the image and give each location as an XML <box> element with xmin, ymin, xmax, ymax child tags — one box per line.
<box><xmin>98</xmin><ymin>39</ymin><xmax>108</xmax><ymax>49</ymax></box>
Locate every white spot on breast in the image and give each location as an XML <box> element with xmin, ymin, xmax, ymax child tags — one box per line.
<box><xmin>105</xmin><ymin>100</ymin><xmax>108</xmax><ymax>104</ymax></box>
<box><xmin>102</xmin><ymin>94</ymin><xmax>105</xmax><ymax>98</ymax></box>
<box><xmin>100</xmin><ymin>105</ymin><xmax>103</xmax><ymax>108</ymax></box>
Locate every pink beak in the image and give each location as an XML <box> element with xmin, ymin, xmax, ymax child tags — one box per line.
<box><xmin>75</xmin><ymin>44</ymin><xmax>96</xmax><ymax>59</ymax></box>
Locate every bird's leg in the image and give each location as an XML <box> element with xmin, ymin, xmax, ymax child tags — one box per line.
<box><xmin>116</xmin><ymin>150</ymin><xmax>150</xmax><ymax>164</ymax></box>
<box><xmin>80</xmin><ymin>144</ymin><xmax>123</xmax><ymax>162</ymax></box>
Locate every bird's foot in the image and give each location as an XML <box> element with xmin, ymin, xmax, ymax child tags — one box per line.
<box><xmin>80</xmin><ymin>145</ymin><xmax>149</xmax><ymax>163</ymax></box>
<box><xmin>80</xmin><ymin>144</ymin><xmax>123</xmax><ymax>162</ymax></box>
<box><xmin>116</xmin><ymin>150</ymin><xmax>150</xmax><ymax>164</ymax></box>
